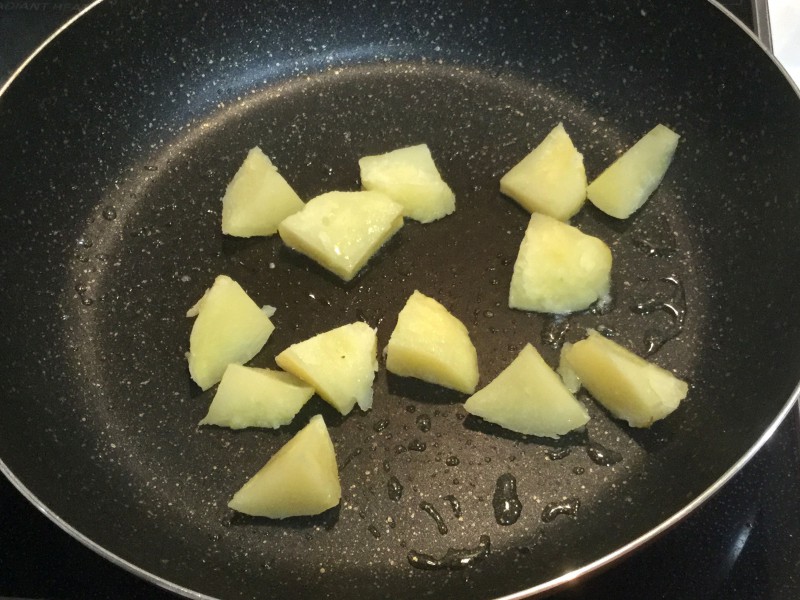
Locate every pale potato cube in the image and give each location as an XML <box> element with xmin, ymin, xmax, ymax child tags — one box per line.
<box><xmin>199</xmin><ymin>365</ymin><xmax>314</xmax><ymax>429</ymax></box>
<box><xmin>221</xmin><ymin>147</ymin><xmax>304</xmax><ymax>237</ymax></box>
<box><xmin>500</xmin><ymin>123</ymin><xmax>587</xmax><ymax>221</ymax></box>
<box><xmin>557</xmin><ymin>355</ymin><xmax>581</xmax><ymax>394</ymax></box>
<box><xmin>359</xmin><ymin>144</ymin><xmax>455</xmax><ymax>223</ymax></box>
<box><xmin>587</xmin><ymin>124</ymin><xmax>680</xmax><ymax>219</ymax></box>
<box><xmin>278</xmin><ymin>191</ymin><xmax>403</xmax><ymax>281</ymax></box>
<box><xmin>186</xmin><ymin>275</ymin><xmax>275</xmax><ymax>390</ymax></box>
<box><xmin>509</xmin><ymin>213</ymin><xmax>612</xmax><ymax>314</ymax></box>
<box><xmin>385</xmin><ymin>290</ymin><xmax>479</xmax><ymax>394</ymax></box>
<box><xmin>228</xmin><ymin>414</ymin><xmax>341</xmax><ymax>518</ymax></box>
<box><xmin>560</xmin><ymin>329</ymin><xmax>688</xmax><ymax>427</ymax></box>
<box><xmin>275</xmin><ymin>322</ymin><xmax>378</xmax><ymax>415</ymax></box>
<box><xmin>464</xmin><ymin>344</ymin><xmax>589</xmax><ymax>438</ymax></box>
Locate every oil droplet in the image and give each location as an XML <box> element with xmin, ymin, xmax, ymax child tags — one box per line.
<box><xmin>80</xmin><ymin>296</ymin><xmax>94</xmax><ymax>306</ymax></box>
<box><xmin>340</xmin><ymin>447</ymin><xmax>362</xmax><ymax>470</ymax></box>
<box><xmin>144</xmin><ymin>165</ymin><xmax>158</xmax><ymax>171</ymax></box>
<box><xmin>586</xmin><ymin>442</ymin><xmax>623</xmax><ymax>466</ymax></box>
<box><xmin>595</xmin><ymin>324</ymin><xmax>616</xmax><ymax>338</ymax></box>
<box><xmin>546</xmin><ymin>447</ymin><xmax>572</xmax><ymax>461</ymax></box>
<box><xmin>419</xmin><ymin>501</ymin><xmax>448</xmax><ymax>535</ymax></box>
<box><xmin>591</xmin><ymin>293</ymin><xmax>615</xmax><ymax>315</ymax></box>
<box><xmin>407</xmin><ymin>535</ymin><xmax>491</xmax><ymax>570</ymax></box>
<box><xmin>382</xmin><ymin>459</ymin><xmax>391</xmax><ymax>472</ymax></box>
<box><xmin>416</xmin><ymin>414</ymin><xmax>431</xmax><ymax>433</ymax></box>
<box><xmin>368</xmin><ymin>524</ymin><xmax>381</xmax><ymax>539</ymax></box>
<box><xmin>541</xmin><ymin>317</ymin><xmax>569</xmax><ymax>349</ymax></box>
<box><xmin>444</xmin><ymin>495</ymin><xmax>462</xmax><ymax>518</ymax></box>
<box><xmin>74</xmin><ymin>283</ymin><xmax>87</xmax><ymax>293</ymax></box>
<box><xmin>483</xmin><ymin>310</ymin><xmax>494</xmax><ymax>318</ymax></box>
<box><xmin>633</xmin><ymin>236</ymin><xmax>677</xmax><ymax>257</ymax></box>
<box><xmin>388</xmin><ymin>476</ymin><xmax>404</xmax><ymax>501</ymax></box>
<box><xmin>541</xmin><ymin>498</ymin><xmax>580</xmax><ymax>522</ymax></box>
<box><xmin>573</xmin><ymin>466</ymin><xmax>586</xmax><ymax>475</ymax></box>
<box><xmin>373</xmin><ymin>419</ymin><xmax>389</xmax><ymax>432</ymax></box>
<box><xmin>102</xmin><ymin>207</ymin><xmax>117</xmax><ymax>220</ymax></box>
<box><xmin>76</xmin><ymin>236</ymin><xmax>93</xmax><ymax>248</ymax></box>
<box><xmin>631</xmin><ymin>276</ymin><xmax>686</xmax><ymax>356</ymax></box>
<box><xmin>492</xmin><ymin>473</ymin><xmax>522</xmax><ymax>526</ymax></box>
<box><xmin>632</xmin><ymin>216</ymin><xmax>678</xmax><ymax>257</ymax></box>
<box><xmin>308</xmin><ymin>292</ymin><xmax>332</xmax><ymax>307</ymax></box>
<box><xmin>387</xmin><ymin>516</ymin><xmax>397</xmax><ymax>528</ymax></box>
<box><xmin>445</xmin><ymin>455</ymin><xmax>460</xmax><ymax>467</ymax></box>
<box><xmin>405</xmin><ymin>405</ymin><xmax>417</xmax><ymax>413</ymax></box>
<box><xmin>394</xmin><ymin>444</ymin><xmax>407</xmax><ymax>455</ymax></box>
<box><xmin>408</xmin><ymin>439</ymin><xmax>426</xmax><ymax>452</ymax></box>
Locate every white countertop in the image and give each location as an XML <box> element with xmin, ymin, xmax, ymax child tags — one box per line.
<box><xmin>770</xmin><ymin>0</ymin><xmax>800</xmax><ymax>86</ymax></box>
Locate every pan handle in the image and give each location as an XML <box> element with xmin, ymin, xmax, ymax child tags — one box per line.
<box><xmin>750</xmin><ymin>0</ymin><xmax>773</xmax><ymax>51</ymax></box>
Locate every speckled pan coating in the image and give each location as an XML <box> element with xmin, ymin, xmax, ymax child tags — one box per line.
<box><xmin>1</xmin><ymin>1</ymin><xmax>800</xmax><ymax>599</ymax></box>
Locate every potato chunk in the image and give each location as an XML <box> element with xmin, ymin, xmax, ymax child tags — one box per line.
<box><xmin>359</xmin><ymin>144</ymin><xmax>455</xmax><ymax>223</ymax></box>
<box><xmin>559</xmin><ymin>329</ymin><xmax>688</xmax><ymax>427</ymax></box>
<box><xmin>587</xmin><ymin>124</ymin><xmax>680</xmax><ymax>219</ymax></box>
<box><xmin>275</xmin><ymin>322</ymin><xmax>378</xmax><ymax>415</ymax></box>
<box><xmin>385</xmin><ymin>290</ymin><xmax>479</xmax><ymax>394</ymax></box>
<box><xmin>186</xmin><ymin>275</ymin><xmax>275</xmax><ymax>390</ymax></box>
<box><xmin>228</xmin><ymin>414</ymin><xmax>341</xmax><ymax>518</ymax></box>
<box><xmin>199</xmin><ymin>365</ymin><xmax>314</xmax><ymax>429</ymax></box>
<box><xmin>509</xmin><ymin>213</ymin><xmax>612</xmax><ymax>314</ymax></box>
<box><xmin>221</xmin><ymin>147</ymin><xmax>304</xmax><ymax>237</ymax></box>
<box><xmin>464</xmin><ymin>344</ymin><xmax>589</xmax><ymax>438</ymax></box>
<box><xmin>500</xmin><ymin>123</ymin><xmax>587</xmax><ymax>221</ymax></box>
<box><xmin>278</xmin><ymin>190</ymin><xmax>403</xmax><ymax>281</ymax></box>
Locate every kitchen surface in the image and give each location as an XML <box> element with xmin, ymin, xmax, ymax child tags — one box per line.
<box><xmin>1</xmin><ymin>1</ymin><xmax>799</xmax><ymax>599</ymax></box>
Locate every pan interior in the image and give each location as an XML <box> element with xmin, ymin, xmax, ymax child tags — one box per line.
<box><xmin>7</xmin><ymin>62</ymin><xmax>727</xmax><ymax>599</ymax></box>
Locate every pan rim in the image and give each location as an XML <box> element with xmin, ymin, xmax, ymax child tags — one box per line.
<box><xmin>711</xmin><ymin>0</ymin><xmax>800</xmax><ymax>99</ymax></box>
<box><xmin>1</xmin><ymin>0</ymin><xmax>799</xmax><ymax>598</ymax></box>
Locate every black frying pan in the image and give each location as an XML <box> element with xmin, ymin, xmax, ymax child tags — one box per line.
<box><xmin>2</xmin><ymin>1</ymin><xmax>800</xmax><ymax>598</ymax></box>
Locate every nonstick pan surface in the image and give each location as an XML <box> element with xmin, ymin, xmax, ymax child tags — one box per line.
<box><xmin>2</xmin><ymin>1</ymin><xmax>800</xmax><ymax>598</ymax></box>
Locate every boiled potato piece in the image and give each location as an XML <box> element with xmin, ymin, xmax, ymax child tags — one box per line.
<box><xmin>199</xmin><ymin>365</ymin><xmax>314</xmax><ymax>429</ymax></box>
<box><xmin>359</xmin><ymin>144</ymin><xmax>455</xmax><ymax>223</ymax></box>
<box><xmin>587</xmin><ymin>124</ymin><xmax>680</xmax><ymax>219</ymax></box>
<box><xmin>464</xmin><ymin>343</ymin><xmax>589</xmax><ymax>438</ymax></box>
<box><xmin>557</xmin><ymin>357</ymin><xmax>581</xmax><ymax>394</ymax></box>
<box><xmin>228</xmin><ymin>414</ymin><xmax>341</xmax><ymax>518</ymax></box>
<box><xmin>275</xmin><ymin>322</ymin><xmax>378</xmax><ymax>415</ymax></box>
<box><xmin>221</xmin><ymin>147</ymin><xmax>304</xmax><ymax>237</ymax></box>
<box><xmin>560</xmin><ymin>329</ymin><xmax>688</xmax><ymax>427</ymax></box>
<box><xmin>278</xmin><ymin>190</ymin><xmax>403</xmax><ymax>281</ymax></box>
<box><xmin>500</xmin><ymin>123</ymin><xmax>587</xmax><ymax>221</ymax></box>
<box><xmin>186</xmin><ymin>275</ymin><xmax>275</xmax><ymax>390</ymax></box>
<box><xmin>385</xmin><ymin>290</ymin><xmax>479</xmax><ymax>394</ymax></box>
<box><xmin>509</xmin><ymin>213</ymin><xmax>612</xmax><ymax>314</ymax></box>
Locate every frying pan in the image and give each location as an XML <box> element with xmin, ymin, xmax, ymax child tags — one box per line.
<box><xmin>2</xmin><ymin>0</ymin><xmax>800</xmax><ymax>598</ymax></box>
